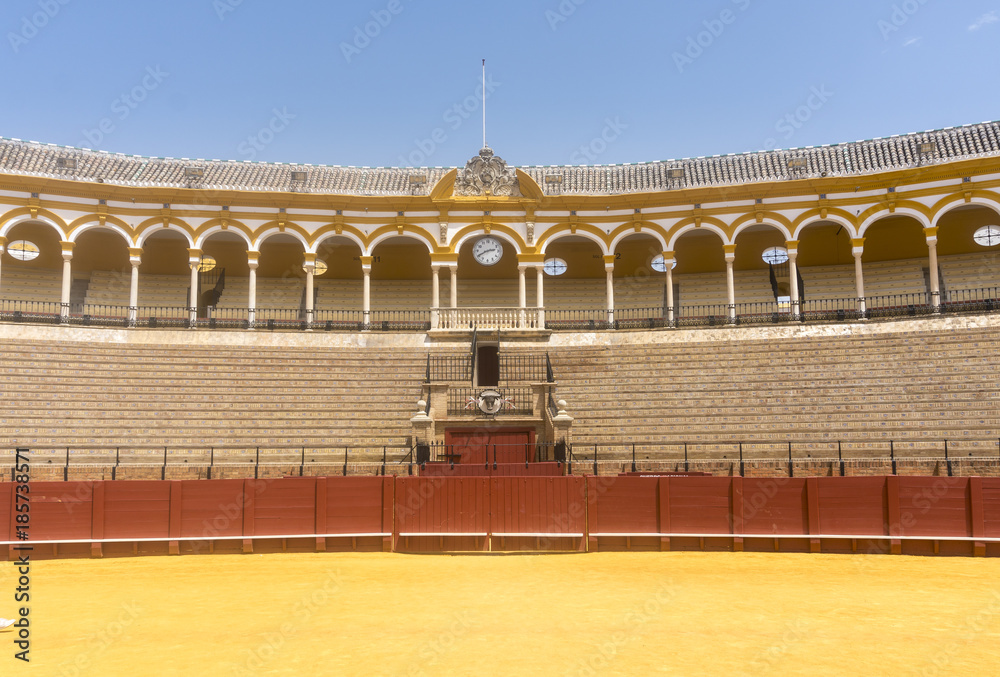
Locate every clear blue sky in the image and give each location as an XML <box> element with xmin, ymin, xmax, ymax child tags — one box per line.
<box><xmin>2</xmin><ymin>0</ymin><xmax>999</xmax><ymax>168</ymax></box>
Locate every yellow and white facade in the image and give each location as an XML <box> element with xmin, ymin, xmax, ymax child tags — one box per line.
<box><xmin>1</xmin><ymin>121</ymin><xmax>999</xmax><ymax>331</ymax></box>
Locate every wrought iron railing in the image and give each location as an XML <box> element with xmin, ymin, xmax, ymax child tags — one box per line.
<box><xmin>498</xmin><ymin>353</ymin><xmax>549</xmax><ymax>384</ymax></box>
<box><xmin>427</xmin><ymin>354</ymin><xmax>473</xmax><ymax>383</ymax></box>
<box><xmin>4</xmin><ymin>285</ymin><xmax>1000</xmax><ymax>333</ymax></box>
<box><xmin>675</xmin><ymin>304</ymin><xmax>731</xmax><ymax>327</ymax></box>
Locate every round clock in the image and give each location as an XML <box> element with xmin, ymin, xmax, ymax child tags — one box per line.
<box><xmin>472</xmin><ymin>236</ymin><xmax>503</xmax><ymax>266</ymax></box>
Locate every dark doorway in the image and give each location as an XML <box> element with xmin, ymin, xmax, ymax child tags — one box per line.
<box><xmin>477</xmin><ymin>345</ymin><xmax>499</xmax><ymax>387</ymax></box>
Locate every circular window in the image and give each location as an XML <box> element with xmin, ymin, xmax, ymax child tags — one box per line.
<box><xmin>543</xmin><ymin>258</ymin><xmax>567</xmax><ymax>276</ymax></box>
<box><xmin>762</xmin><ymin>246</ymin><xmax>789</xmax><ymax>264</ymax></box>
<box><xmin>197</xmin><ymin>255</ymin><xmax>217</xmax><ymax>272</ymax></box>
<box><xmin>651</xmin><ymin>255</ymin><xmax>677</xmax><ymax>272</ymax></box>
<box><xmin>313</xmin><ymin>259</ymin><xmax>328</xmax><ymax>276</ymax></box>
<box><xmin>973</xmin><ymin>225</ymin><xmax>1000</xmax><ymax>247</ymax></box>
<box><xmin>6</xmin><ymin>240</ymin><xmax>39</xmax><ymax>261</ymax></box>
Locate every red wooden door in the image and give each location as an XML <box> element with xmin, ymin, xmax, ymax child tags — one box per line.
<box><xmin>445</xmin><ymin>429</ymin><xmax>536</xmax><ymax>465</ymax></box>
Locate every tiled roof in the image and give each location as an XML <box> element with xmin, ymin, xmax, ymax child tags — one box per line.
<box><xmin>1</xmin><ymin>121</ymin><xmax>998</xmax><ymax>197</ymax></box>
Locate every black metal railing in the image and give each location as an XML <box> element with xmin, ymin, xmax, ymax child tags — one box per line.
<box><xmin>421</xmin><ymin>441</ymin><xmax>562</xmax><ymax>466</ymax></box>
<box><xmin>0</xmin><ymin>299</ymin><xmax>62</xmax><ymax>323</ymax></box>
<box><xmin>940</xmin><ymin>286</ymin><xmax>1000</xmax><ymax>314</ymax></box>
<box><xmin>3</xmin><ymin>438</ymin><xmax>998</xmax><ymax>479</ymax></box>
<box><xmin>498</xmin><ymin>353</ymin><xmax>549</xmax><ymax>384</ymax></box>
<box><xmin>675</xmin><ymin>304</ymin><xmax>731</xmax><ymax>327</ymax></box>
<box><xmin>447</xmin><ymin>386</ymin><xmax>534</xmax><ymax>417</ymax></box>
<box><xmin>866</xmin><ymin>293</ymin><xmax>934</xmax><ymax>319</ymax></box>
<box><xmin>799</xmin><ymin>297</ymin><xmax>863</xmax><ymax>322</ymax></box>
<box><xmin>5</xmin><ymin>284</ymin><xmax>1000</xmax><ymax>333</ymax></box>
<box><xmin>427</xmin><ymin>354</ymin><xmax>473</xmax><ymax>383</ymax></box>
<box><xmin>544</xmin><ymin>308</ymin><xmax>613</xmax><ymax>330</ymax></box>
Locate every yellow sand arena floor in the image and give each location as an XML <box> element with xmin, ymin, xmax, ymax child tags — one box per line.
<box><xmin>2</xmin><ymin>552</ymin><xmax>999</xmax><ymax>676</ymax></box>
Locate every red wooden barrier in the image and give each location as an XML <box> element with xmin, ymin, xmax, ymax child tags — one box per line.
<box><xmin>394</xmin><ymin>477</ymin><xmax>490</xmax><ymax>552</ymax></box>
<box><xmin>3</xmin><ymin>476</ymin><xmax>999</xmax><ymax>559</ymax></box>
<box><xmin>490</xmin><ymin>476</ymin><xmax>586</xmax><ymax>551</ymax></box>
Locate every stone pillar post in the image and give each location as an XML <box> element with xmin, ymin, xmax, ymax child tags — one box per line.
<box><xmin>536</xmin><ymin>266</ymin><xmax>545</xmax><ymax>329</ymax></box>
<box><xmin>723</xmin><ymin>244</ymin><xmax>737</xmax><ymax>323</ymax></box>
<box><xmin>187</xmin><ymin>248</ymin><xmax>202</xmax><ymax>328</ymax></box>
<box><xmin>786</xmin><ymin>241</ymin><xmax>800</xmax><ymax>319</ymax></box>
<box><xmin>663</xmin><ymin>251</ymin><xmax>675</xmax><ymax>327</ymax></box>
<box><xmin>303</xmin><ymin>253</ymin><xmax>316</xmax><ymax>330</ymax></box>
<box><xmin>924</xmin><ymin>227</ymin><xmax>941</xmax><ymax>311</ymax></box>
<box><xmin>431</xmin><ymin>265</ymin><xmax>441</xmax><ymax>329</ymax></box>
<box><xmin>361</xmin><ymin>256</ymin><xmax>373</xmax><ymax>327</ymax></box>
<box><xmin>128</xmin><ymin>247</ymin><xmax>142</xmax><ymax>327</ymax></box>
<box><xmin>60</xmin><ymin>241</ymin><xmax>76</xmax><ymax>321</ymax></box>
<box><xmin>852</xmin><ymin>238</ymin><xmax>866</xmax><ymax>317</ymax></box>
<box><xmin>518</xmin><ymin>264</ymin><xmax>527</xmax><ymax>328</ymax></box>
<box><xmin>247</xmin><ymin>251</ymin><xmax>259</xmax><ymax>329</ymax></box>
<box><xmin>603</xmin><ymin>255</ymin><xmax>616</xmax><ymax>325</ymax></box>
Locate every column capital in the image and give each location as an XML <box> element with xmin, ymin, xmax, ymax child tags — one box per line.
<box><xmin>923</xmin><ymin>226</ymin><xmax>939</xmax><ymax>243</ymax></box>
<box><xmin>303</xmin><ymin>252</ymin><xmax>317</xmax><ymax>265</ymax></box>
<box><xmin>784</xmin><ymin>240</ymin><xmax>799</xmax><ymax>251</ymax></box>
<box><xmin>602</xmin><ymin>254</ymin><xmax>617</xmax><ymax>266</ymax></box>
<box><xmin>0</xmin><ymin>236</ymin><xmax>8</xmax><ymax>249</ymax></box>
<box><xmin>662</xmin><ymin>250</ymin><xmax>675</xmax><ymax>261</ymax></box>
<box><xmin>360</xmin><ymin>255</ymin><xmax>373</xmax><ymax>271</ymax></box>
<box><xmin>129</xmin><ymin>247</ymin><xmax>143</xmax><ymax>267</ymax></box>
<box><xmin>850</xmin><ymin>238</ymin><xmax>865</xmax><ymax>249</ymax></box>
<box><xmin>60</xmin><ymin>241</ymin><xmax>75</xmax><ymax>260</ymax></box>
<box><xmin>723</xmin><ymin>244</ymin><xmax>737</xmax><ymax>256</ymax></box>
<box><xmin>187</xmin><ymin>248</ymin><xmax>203</xmax><ymax>264</ymax></box>
<box><xmin>247</xmin><ymin>250</ymin><xmax>260</xmax><ymax>267</ymax></box>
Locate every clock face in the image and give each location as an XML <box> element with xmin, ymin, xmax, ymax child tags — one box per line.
<box><xmin>472</xmin><ymin>236</ymin><xmax>503</xmax><ymax>266</ymax></box>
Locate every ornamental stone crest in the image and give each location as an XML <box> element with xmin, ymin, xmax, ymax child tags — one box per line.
<box><xmin>465</xmin><ymin>389</ymin><xmax>516</xmax><ymax>417</ymax></box>
<box><xmin>454</xmin><ymin>146</ymin><xmax>522</xmax><ymax>198</ymax></box>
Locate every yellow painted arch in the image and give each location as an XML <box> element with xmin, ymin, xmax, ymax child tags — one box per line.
<box><xmin>367</xmin><ymin>224</ymin><xmax>439</xmax><ymax>255</ymax></box>
<box><xmin>0</xmin><ymin>207</ymin><xmax>69</xmax><ymax>238</ymax></box>
<box><xmin>450</xmin><ymin>223</ymin><xmax>529</xmax><ymax>256</ymax></box>
<box><xmin>534</xmin><ymin>223</ymin><xmax>608</xmax><ymax>255</ymax></box>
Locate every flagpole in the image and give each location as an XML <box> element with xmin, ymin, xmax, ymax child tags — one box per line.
<box><xmin>482</xmin><ymin>58</ymin><xmax>487</xmax><ymax>149</ymax></box>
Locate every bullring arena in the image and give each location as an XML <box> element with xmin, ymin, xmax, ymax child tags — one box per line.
<box><xmin>2</xmin><ymin>123</ymin><xmax>1000</xmax><ymax>673</ymax></box>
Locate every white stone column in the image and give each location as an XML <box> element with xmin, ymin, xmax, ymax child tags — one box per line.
<box><xmin>247</xmin><ymin>251</ymin><xmax>259</xmax><ymax>329</ymax></box>
<box><xmin>361</xmin><ymin>256</ymin><xmax>373</xmax><ymax>327</ymax></box>
<box><xmin>60</xmin><ymin>241</ymin><xmax>75</xmax><ymax>320</ymax></box>
<box><xmin>603</xmin><ymin>255</ymin><xmax>616</xmax><ymax>325</ymax></box>
<box><xmin>925</xmin><ymin>227</ymin><xmax>941</xmax><ymax>310</ymax></box>
<box><xmin>724</xmin><ymin>244</ymin><xmax>737</xmax><ymax>323</ymax></box>
<box><xmin>664</xmin><ymin>251</ymin><xmax>675</xmax><ymax>327</ymax></box>
<box><xmin>517</xmin><ymin>264</ymin><xmax>527</xmax><ymax>328</ymax></box>
<box><xmin>430</xmin><ymin>264</ymin><xmax>441</xmax><ymax>329</ymax></box>
<box><xmin>852</xmin><ymin>238</ymin><xmax>866</xmax><ymax>317</ymax></box>
<box><xmin>303</xmin><ymin>253</ymin><xmax>316</xmax><ymax>330</ymax></box>
<box><xmin>128</xmin><ymin>247</ymin><xmax>142</xmax><ymax>327</ymax></box>
<box><xmin>786</xmin><ymin>241</ymin><xmax>800</xmax><ymax>319</ymax></box>
<box><xmin>449</xmin><ymin>265</ymin><xmax>458</xmax><ymax>309</ymax></box>
<box><xmin>536</xmin><ymin>266</ymin><xmax>545</xmax><ymax>329</ymax></box>
<box><xmin>187</xmin><ymin>248</ymin><xmax>201</xmax><ymax>328</ymax></box>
